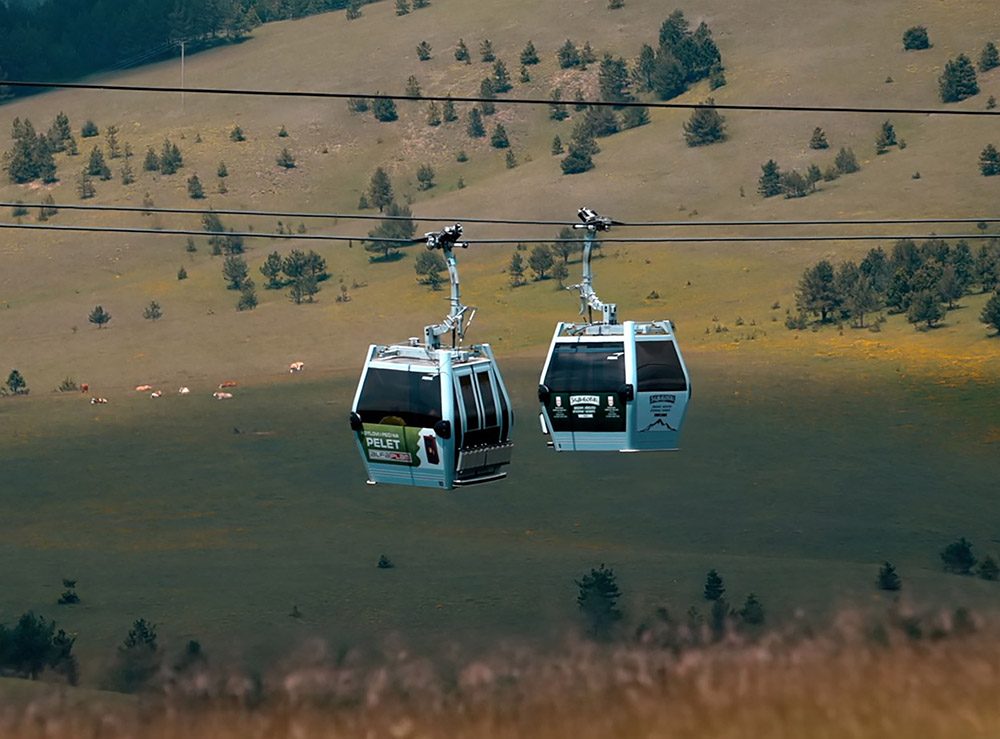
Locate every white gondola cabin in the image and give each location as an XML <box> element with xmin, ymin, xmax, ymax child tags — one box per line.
<box><xmin>538</xmin><ymin>209</ymin><xmax>691</xmax><ymax>452</ymax></box>
<box><xmin>350</xmin><ymin>225</ymin><xmax>514</xmax><ymax>488</ymax></box>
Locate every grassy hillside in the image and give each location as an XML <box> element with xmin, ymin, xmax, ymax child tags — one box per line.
<box><xmin>2</xmin><ymin>0</ymin><xmax>1000</xmax><ymax>689</ymax></box>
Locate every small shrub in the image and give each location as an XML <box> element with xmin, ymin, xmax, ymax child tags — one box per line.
<box><xmin>177</xmin><ymin>266</ymin><xmax>188</xmax><ymax>280</ymax></box>
<box><xmin>377</xmin><ymin>555</ymin><xmax>394</xmax><ymax>569</ymax></box>
<box><xmin>703</xmin><ymin>569</ymin><xmax>725</xmax><ymax>601</ymax></box>
<box><xmin>57</xmin><ymin>377</ymin><xmax>78</xmax><ymax>392</ymax></box>
<box><xmin>877</xmin><ymin>561</ymin><xmax>901</xmax><ymax>591</ymax></box>
<box><xmin>940</xmin><ymin>537</ymin><xmax>977</xmax><ymax>575</ymax></box>
<box><xmin>978</xmin><ymin>555</ymin><xmax>999</xmax><ymax>581</ymax></box>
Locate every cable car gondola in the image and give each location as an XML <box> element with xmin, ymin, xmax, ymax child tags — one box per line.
<box><xmin>537</xmin><ymin>208</ymin><xmax>690</xmax><ymax>452</ymax></box>
<box><xmin>350</xmin><ymin>224</ymin><xmax>514</xmax><ymax>489</ymax></box>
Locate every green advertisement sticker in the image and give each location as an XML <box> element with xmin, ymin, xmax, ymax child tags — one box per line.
<box><xmin>360</xmin><ymin>424</ymin><xmax>422</xmax><ymax>466</ymax></box>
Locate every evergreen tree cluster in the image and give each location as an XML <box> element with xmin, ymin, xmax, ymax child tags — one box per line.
<box><xmin>3</xmin><ymin>117</ymin><xmax>59</xmax><ymax>184</ymax></box>
<box><xmin>259</xmin><ymin>248</ymin><xmax>328</xmax><ymax>302</ymax></box>
<box><xmin>0</xmin><ymin>612</ymin><xmax>77</xmax><ymax>683</ymax></box>
<box><xmin>0</xmin><ymin>0</ymin><xmax>268</xmax><ymax>97</ymax></box>
<box><xmin>939</xmin><ymin>54</ymin><xmax>979</xmax><ymax>103</ymax></box>
<box><xmin>757</xmin><ymin>148</ymin><xmax>859</xmax><ymax>199</ymax></box>
<box><xmin>645</xmin><ymin>10</ymin><xmax>724</xmax><ymax>101</ymax></box>
<box><xmin>793</xmin><ymin>238</ymin><xmax>998</xmax><ymax>330</ymax></box>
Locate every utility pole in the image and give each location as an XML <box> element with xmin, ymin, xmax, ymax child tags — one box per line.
<box><xmin>180</xmin><ymin>40</ymin><xmax>185</xmax><ymax>114</ymax></box>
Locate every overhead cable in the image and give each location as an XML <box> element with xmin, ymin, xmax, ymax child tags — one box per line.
<box><xmin>3</xmin><ymin>202</ymin><xmax>999</xmax><ymax>229</ymax></box>
<box><xmin>4</xmin><ymin>80</ymin><xmax>999</xmax><ymax>117</ymax></box>
<box><xmin>1</xmin><ymin>221</ymin><xmax>996</xmax><ymax>244</ymax></box>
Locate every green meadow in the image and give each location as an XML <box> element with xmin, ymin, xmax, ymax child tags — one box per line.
<box><xmin>2</xmin><ymin>0</ymin><xmax>1000</xmax><ymax>685</ymax></box>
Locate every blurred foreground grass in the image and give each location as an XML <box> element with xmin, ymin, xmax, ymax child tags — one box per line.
<box><xmin>2</xmin><ymin>607</ymin><xmax>999</xmax><ymax>739</ymax></box>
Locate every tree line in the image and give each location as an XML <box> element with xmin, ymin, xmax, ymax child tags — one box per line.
<box><xmin>793</xmin><ymin>238</ymin><xmax>1000</xmax><ymax>331</ymax></box>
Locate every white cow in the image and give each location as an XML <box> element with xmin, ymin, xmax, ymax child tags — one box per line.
<box><xmin>90</xmin><ymin>397</ymin><xmax>108</xmax><ymax>404</ymax></box>
<box><xmin>178</xmin><ymin>387</ymin><xmax>191</xmax><ymax>395</ymax></box>
<box><xmin>213</xmin><ymin>392</ymin><xmax>233</xmax><ymax>400</ymax></box>
<box><xmin>289</xmin><ymin>361</ymin><xmax>305</xmax><ymax>373</ymax></box>
<box><xmin>150</xmin><ymin>390</ymin><xmax>163</xmax><ymax>398</ymax></box>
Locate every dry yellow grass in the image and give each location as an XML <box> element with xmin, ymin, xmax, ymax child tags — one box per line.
<box><xmin>3</xmin><ymin>613</ymin><xmax>1000</xmax><ymax>739</ymax></box>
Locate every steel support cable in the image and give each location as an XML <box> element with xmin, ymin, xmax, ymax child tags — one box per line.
<box><xmin>4</xmin><ymin>80</ymin><xmax>1000</xmax><ymax>117</ymax></box>
<box><xmin>1</xmin><ymin>221</ymin><xmax>996</xmax><ymax>244</ymax></box>
<box><xmin>3</xmin><ymin>201</ymin><xmax>999</xmax><ymax>229</ymax></box>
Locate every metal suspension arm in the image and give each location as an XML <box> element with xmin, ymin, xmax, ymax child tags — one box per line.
<box><xmin>570</xmin><ymin>207</ymin><xmax>617</xmax><ymax>325</ymax></box>
<box><xmin>422</xmin><ymin>223</ymin><xmax>474</xmax><ymax>348</ymax></box>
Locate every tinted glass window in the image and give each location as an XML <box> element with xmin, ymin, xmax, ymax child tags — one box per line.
<box><xmin>459</xmin><ymin>373</ymin><xmax>480</xmax><ymax>430</ymax></box>
<box><xmin>636</xmin><ymin>340</ymin><xmax>687</xmax><ymax>392</ymax></box>
<box><xmin>357</xmin><ymin>368</ymin><xmax>441</xmax><ymax>428</ymax></box>
<box><xmin>477</xmin><ymin>370</ymin><xmax>498</xmax><ymax>428</ymax></box>
<box><xmin>544</xmin><ymin>342</ymin><xmax>625</xmax><ymax>392</ymax></box>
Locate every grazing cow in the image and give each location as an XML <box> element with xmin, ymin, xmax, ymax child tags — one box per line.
<box><xmin>80</xmin><ymin>383</ymin><xmax>89</xmax><ymax>394</ymax></box>
<box><xmin>219</xmin><ymin>381</ymin><xmax>238</xmax><ymax>389</ymax></box>
<box><xmin>150</xmin><ymin>390</ymin><xmax>163</xmax><ymax>398</ymax></box>
<box><xmin>213</xmin><ymin>392</ymin><xmax>233</xmax><ymax>400</ymax></box>
<box><xmin>289</xmin><ymin>361</ymin><xmax>305</xmax><ymax>373</ymax></box>
<box><xmin>135</xmin><ymin>385</ymin><xmax>153</xmax><ymax>392</ymax></box>
<box><xmin>178</xmin><ymin>387</ymin><xmax>191</xmax><ymax>395</ymax></box>
<box><xmin>90</xmin><ymin>397</ymin><xmax>108</xmax><ymax>404</ymax></box>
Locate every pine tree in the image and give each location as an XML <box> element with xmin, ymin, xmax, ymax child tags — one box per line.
<box><xmin>519</xmin><ymin>65</ymin><xmax>530</xmax><ymax>83</ymax></box>
<box><xmin>575</xmin><ymin>564</ymin><xmax>623</xmax><ymax>640</ymax></box>
<box><xmin>48</xmin><ymin>111</ymin><xmax>73</xmax><ymax>151</ymax></box>
<box><xmin>414</xmin><ymin>250</ymin><xmax>446</xmax><ymax>289</ymax></box>
<box><xmin>703</xmin><ymin>569</ymin><xmax>725</xmax><ymax>600</ymax></box>
<box><xmin>549</xmin><ymin>88</ymin><xmax>569</xmax><ymax>121</ymax></box>
<box><xmin>364</xmin><ymin>201</ymin><xmax>416</xmax><ymax>261</ymax></box>
<box><xmin>490</xmin><ymin>123</ymin><xmax>510</xmax><ymax>148</ymax></box>
<box><xmin>979</xmin><ymin>144</ymin><xmax>1000</xmax><ymax>176</ymax></box>
<box><xmin>443</xmin><ymin>95</ymin><xmax>458</xmax><ymax>122</ymax></box>
<box><xmin>493</xmin><ymin>60</ymin><xmax>512</xmax><ymax>92</ymax></box>
<box><xmin>187</xmin><ymin>174</ymin><xmax>204</xmax><ymax>198</ymax></box>
<box><xmin>809</xmin><ymin>127</ymin><xmax>829</xmax><ymax>149</ymax></box>
<box><xmin>479</xmin><ymin>78</ymin><xmax>496</xmax><ymax>115</ymax></box>
<box><xmin>230</xmin><ymin>124</ymin><xmax>246</xmax><ymax>142</ymax></box>
<box><xmin>758</xmin><ymin>159</ymin><xmax>782</xmax><ymax>197</ymax></box>
<box><xmin>466</xmin><ymin>108</ymin><xmax>486</xmax><ymax>137</ymax></box>
<box><xmin>480</xmin><ymin>39</ymin><xmax>495</xmax><ymax>62</ymax></box>
<box><xmin>345</xmin><ymin>0</ymin><xmax>361</xmax><ymax>19</ymax></box>
<box><xmin>237</xmin><ymin>284</ymin><xmax>258</xmax><ymax>311</ymax></box>
<box><xmin>683</xmin><ymin>98</ymin><xmax>726</xmax><ymax>146</ymax></box>
<box><xmin>142</xmin><ymin>300</ymin><xmax>162</xmax><ymax>321</ymax></box>
<box><xmin>505</xmin><ymin>149</ymin><xmax>517</xmax><ymax>168</ymax></box>
<box><xmin>260</xmin><ymin>251</ymin><xmax>284</xmax><ymax>288</ymax></box>
<box><xmin>276</xmin><ymin>148</ymin><xmax>296</xmax><ymax>168</ymax></box>
<box><xmin>585</xmin><ymin>105</ymin><xmax>619</xmax><ymax>137</ymax></box>
<box><xmin>940</xmin><ymin>537</ymin><xmax>977</xmax><ymax>574</ymax></box>
<box><xmin>561</xmin><ymin>121</ymin><xmax>598</xmax><ymax>174</ymax></box>
<box><xmin>87</xmin><ymin>146</ymin><xmax>110</xmax><ymax>178</ymax></box>
<box><xmin>372</xmin><ymin>95</ymin><xmax>398</xmax><ymax>122</ymax></box>
<box><xmin>426</xmin><ymin>101</ymin><xmax>441</xmax><ymax>126</ymax></box>
<box><xmin>177</xmin><ymin>266</ymin><xmax>188</xmax><ymax>280</ymax></box>
<box><xmin>454</xmin><ymin>39</ymin><xmax>471</xmax><ymax>63</ymax></box>
<box><xmin>405</xmin><ymin>75</ymin><xmax>421</xmax><ymax>97</ymax></box>
<box><xmin>528</xmin><ymin>245</ymin><xmax>554</xmax><ymax>279</ymax></box>
<box><xmin>222</xmin><ymin>255</ymin><xmax>250</xmax><ymax>290</ymax></box>
<box><xmin>416</xmin><ymin>163</ymin><xmax>435</xmax><ymax>189</ymax></box>
<box><xmin>551</xmin><ymin>135</ymin><xmax>564</xmax><ymax>155</ymax></box>
<box><xmin>982</xmin><ymin>293</ymin><xmax>1000</xmax><ymax>333</ymax></box>
<box><xmin>797</xmin><ymin>260</ymin><xmax>841</xmax><ymax>321</ymax></box>
<box><xmin>105</xmin><ymin>124</ymin><xmax>121</xmax><ymax>159</ymax></box>
<box><xmin>521</xmin><ymin>40</ymin><xmax>539</xmax><ymax>65</ymax></box>
<box><xmin>979</xmin><ymin>555</ymin><xmax>1000</xmax><ymax>581</ymax></box>
<box><xmin>394</xmin><ymin>0</ymin><xmax>409</xmax><ymax>15</ymax></box>
<box><xmin>622</xmin><ymin>106</ymin><xmax>649</xmax><ymax>131</ymax></box>
<box><xmin>708</xmin><ymin>64</ymin><xmax>726</xmax><ymax>89</ymax></box>
<box><xmin>835</xmin><ymin>147</ymin><xmax>860</xmax><ymax>174</ymax></box>
<box><xmin>81</xmin><ymin>120</ymin><xmax>99</xmax><ymax>138</ymax></box>
<box><xmin>368</xmin><ymin>167</ymin><xmax>394</xmax><ymax>212</ymax></box>
<box><xmin>907</xmin><ymin>290</ymin><xmax>944</xmax><ymax>328</ymax></box>
<box><xmin>159</xmin><ymin>138</ymin><xmax>180</xmax><ymax>175</ymax></box>
<box><xmin>652</xmin><ymin>48</ymin><xmax>687</xmax><ymax>100</ymax></box>
<box><xmin>877</xmin><ymin>561</ymin><xmax>902</xmax><ymax>591</ymax></box>
<box><xmin>143</xmin><ymin>146</ymin><xmax>160</xmax><ymax>172</ymax></box>
<box><xmin>940</xmin><ymin>54</ymin><xmax>979</xmax><ymax>103</ymax></box>
<box><xmin>76</xmin><ymin>170</ymin><xmax>96</xmax><ymax>199</ymax></box>
<box><xmin>508</xmin><ymin>251</ymin><xmax>526</xmax><ymax>286</ymax></box>
<box><xmin>902</xmin><ymin>26</ymin><xmax>930</xmax><ymax>51</ymax></box>
<box><xmin>580</xmin><ymin>41</ymin><xmax>596</xmax><ymax>66</ymax></box>
<box><xmin>416</xmin><ymin>41</ymin><xmax>432</xmax><ymax>61</ymax></box>
<box><xmin>88</xmin><ymin>305</ymin><xmax>111</xmax><ymax>328</ymax></box>
<box><xmin>634</xmin><ymin>44</ymin><xmax>656</xmax><ymax>92</ymax></box>
<box><xmin>573</xmin><ymin>88</ymin><xmax>587</xmax><ymax>111</ymax></box>
<box><xmin>598</xmin><ymin>54</ymin><xmax>632</xmax><ymax>104</ymax></box>
<box><xmin>980</xmin><ymin>42</ymin><xmax>1000</xmax><ymax>72</ymax></box>
<box><xmin>557</xmin><ymin>39</ymin><xmax>581</xmax><ymax>68</ymax></box>
<box><xmin>4</xmin><ymin>370</ymin><xmax>27</xmax><ymax>395</ymax></box>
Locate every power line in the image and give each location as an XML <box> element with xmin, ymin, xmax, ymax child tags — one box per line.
<box><xmin>3</xmin><ymin>201</ymin><xmax>999</xmax><ymax>229</ymax></box>
<box><xmin>4</xmin><ymin>79</ymin><xmax>999</xmax><ymax>117</ymax></box>
<box><xmin>0</xmin><ymin>201</ymin><xmax>573</xmax><ymax>226</ymax></box>
<box><xmin>1</xmin><ymin>221</ymin><xmax>995</xmax><ymax>244</ymax></box>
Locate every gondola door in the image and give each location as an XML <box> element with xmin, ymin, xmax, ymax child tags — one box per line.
<box><xmin>628</xmin><ymin>322</ymin><xmax>690</xmax><ymax>451</ymax></box>
<box><xmin>452</xmin><ymin>362</ymin><xmax>513</xmax><ymax>483</ymax></box>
